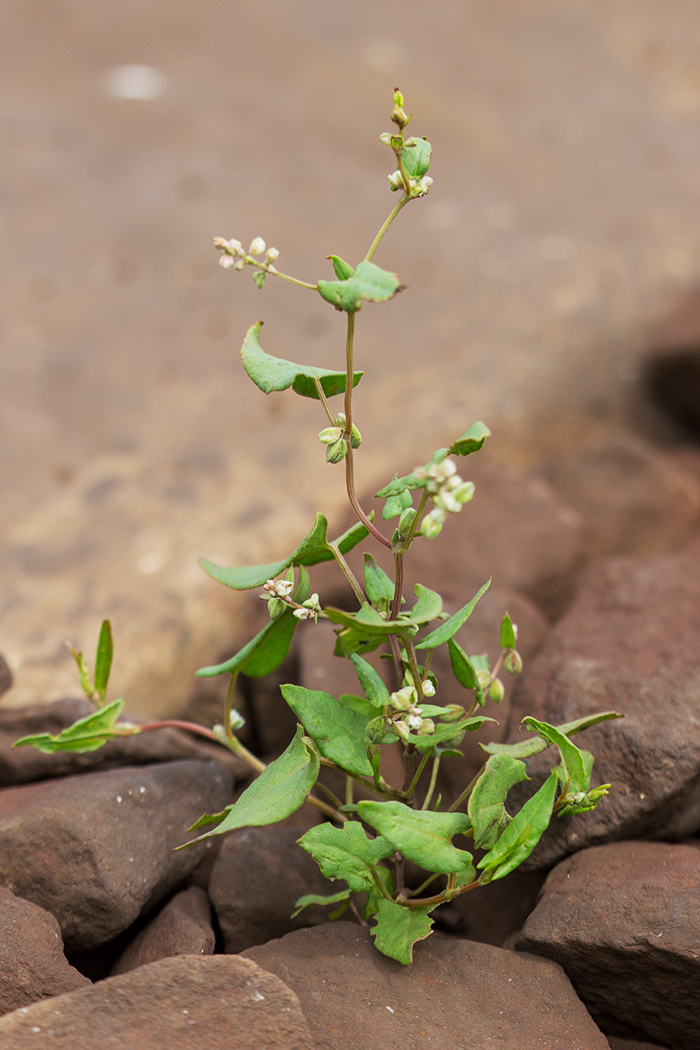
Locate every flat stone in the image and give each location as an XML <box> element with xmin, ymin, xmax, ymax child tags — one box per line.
<box><xmin>0</xmin><ymin>887</ymin><xmax>90</xmax><ymax>1016</ymax></box>
<box><xmin>0</xmin><ymin>954</ymin><xmax>313</xmax><ymax>1049</ymax></box>
<box><xmin>209</xmin><ymin>826</ymin><xmax>334</xmax><ymax>954</ymax></box>
<box><xmin>0</xmin><ymin>759</ymin><xmax>232</xmax><ymax>950</ymax></box>
<box><xmin>517</xmin><ymin>841</ymin><xmax>700</xmax><ymax>1049</ymax></box>
<box><xmin>0</xmin><ymin>697</ymin><xmax>245</xmax><ymax>787</ymax></box>
<box><xmin>504</xmin><ymin>535</ymin><xmax>700</xmax><ymax>868</ymax></box>
<box><xmin>243</xmin><ymin>922</ymin><xmax>609</xmax><ymax>1050</ymax></box>
<box><xmin>111</xmin><ymin>885</ymin><xmax>215</xmax><ymax>975</ymax></box>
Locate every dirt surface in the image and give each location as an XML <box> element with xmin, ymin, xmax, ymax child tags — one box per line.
<box><xmin>3</xmin><ymin>1</ymin><xmax>700</xmax><ymax>713</ymax></box>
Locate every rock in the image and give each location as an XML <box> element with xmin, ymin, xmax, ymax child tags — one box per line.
<box><xmin>504</xmin><ymin>535</ymin><xmax>700</xmax><ymax>869</ymax></box>
<box><xmin>0</xmin><ymin>759</ymin><xmax>232</xmax><ymax>950</ymax></box>
<box><xmin>0</xmin><ymin>954</ymin><xmax>313</xmax><ymax>1049</ymax></box>
<box><xmin>543</xmin><ymin>430</ymin><xmax>700</xmax><ymax>560</ymax></box>
<box><xmin>111</xmin><ymin>886</ymin><xmax>215</xmax><ymax>975</ymax></box>
<box><xmin>0</xmin><ymin>887</ymin><xmax>90</xmax><ymax>1016</ymax></box>
<box><xmin>645</xmin><ymin>346</ymin><xmax>700</xmax><ymax>440</ymax></box>
<box><xmin>0</xmin><ymin>697</ymin><xmax>245</xmax><ymax>787</ymax></box>
<box><xmin>516</xmin><ymin>841</ymin><xmax>700</xmax><ymax>1050</ymax></box>
<box><xmin>243</xmin><ymin>922</ymin><xmax>609</xmax><ymax>1049</ymax></box>
<box><xmin>435</xmin><ymin>868</ymin><xmax>546</xmax><ymax>947</ymax></box>
<box><xmin>209</xmin><ymin>826</ymin><xmax>334</xmax><ymax>954</ymax></box>
<box><xmin>608</xmin><ymin>1039</ymin><xmax>671</xmax><ymax>1050</ymax></box>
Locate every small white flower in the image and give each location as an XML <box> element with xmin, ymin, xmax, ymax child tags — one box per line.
<box><xmin>421</xmin><ymin>679</ymin><xmax>436</xmax><ymax>698</ymax></box>
<box><xmin>405</xmin><ymin>712</ymin><xmax>422</xmax><ymax>731</ymax></box>
<box><xmin>264</xmin><ymin>247</ymin><xmax>279</xmax><ymax>264</ymax></box>
<box><xmin>249</xmin><ymin>237</ymin><xmax>266</xmax><ymax>256</ymax></box>
<box><xmin>219</xmin><ymin>255</ymin><xmax>235</xmax><ymax>269</ymax></box>
<box><xmin>293</xmin><ymin>607</ymin><xmax>312</xmax><ymax>620</ymax></box>
<box><xmin>434</xmin><ymin>490</ymin><xmax>462</xmax><ymax>514</ymax></box>
<box><xmin>390</xmin><ymin>686</ymin><xmax>417</xmax><ymax>711</ymax></box>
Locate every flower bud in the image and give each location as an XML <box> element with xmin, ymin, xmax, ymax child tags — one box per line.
<box><xmin>505</xmin><ymin>650</ymin><xmax>523</xmax><ymax>676</ymax></box>
<box><xmin>390</xmin><ymin>686</ymin><xmax>416</xmax><ymax>711</ymax></box>
<box><xmin>411</xmin><ymin>175</ymin><xmax>433</xmax><ymax>197</ymax></box>
<box><xmin>442</xmin><ymin>704</ymin><xmax>465</xmax><ymax>722</ymax></box>
<box><xmin>264</xmin><ymin>247</ymin><xmax>279</xmax><ymax>263</ymax></box>
<box><xmin>326</xmin><ymin>437</ymin><xmax>347</xmax><ymax>464</ymax></box>
<box><xmin>387</xmin><ymin>170</ymin><xmax>404</xmax><ymax>191</ymax></box>
<box><xmin>267</xmin><ymin>597</ymin><xmax>286</xmax><ymax>619</ymax></box>
<box><xmin>434</xmin><ymin>490</ymin><xmax>462</xmax><ymax>514</ymax></box>
<box><xmin>366</xmin><ymin>716</ymin><xmax>387</xmax><ymax>744</ymax></box>
<box><xmin>394</xmin><ymin>720</ymin><xmax>411</xmax><ymax>742</ymax></box>
<box><xmin>391</xmin><ymin>105</ymin><xmax>408</xmax><ymax>128</ymax></box>
<box><xmin>379</xmin><ymin>133</ymin><xmax>393</xmax><ymax>147</ymax></box>
<box><xmin>420</xmin><ymin>512</ymin><xmax>443</xmax><ymax>539</ymax></box>
<box><xmin>417</xmin><ymin>718</ymin><xmax>436</xmax><ymax>735</ymax></box>
<box><xmin>219</xmin><ymin>255</ymin><xmax>235</xmax><ymax>269</ymax></box>
<box><xmin>293</xmin><ymin>607</ymin><xmax>312</xmax><ymax>620</ymax></box>
<box><xmin>319</xmin><ymin>426</ymin><xmax>342</xmax><ymax>445</ymax></box>
<box><xmin>397</xmin><ymin>506</ymin><xmax>417</xmax><ymax>537</ymax></box>
<box><xmin>349</xmin><ymin>423</ymin><xmax>362</xmax><ymax>449</ymax></box>
<box><xmin>453</xmin><ymin>481</ymin><xmax>475</xmax><ymax>504</ymax></box>
<box><xmin>249</xmin><ymin>237</ymin><xmax>266</xmax><ymax>256</ymax></box>
<box><xmin>488</xmin><ymin>678</ymin><xmax>505</xmax><ymax>703</ymax></box>
<box><xmin>476</xmin><ymin>670</ymin><xmax>492</xmax><ymax>690</ymax></box>
<box><xmin>421</xmin><ymin>678</ymin><xmax>436</xmax><ymax>698</ymax></box>
<box><xmin>234</xmin><ymin>259</ymin><xmax>246</xmax><ymax>270</ymax></box>
<box><xmin>405</xmin><ymin>712</ymin><xmax>423</xmax><ymax>731</ymax></box>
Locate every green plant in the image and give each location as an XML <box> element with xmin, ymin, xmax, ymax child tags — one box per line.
<box><xmin>14</xmin><ymin>91</ymin><xmax>621</xmax><ymax>965</ymax></box>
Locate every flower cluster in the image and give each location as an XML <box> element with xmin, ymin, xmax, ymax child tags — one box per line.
<box><xmin>387</xmin><ymin>168</ymin><xmax>433</xmax><ymax>198</ymax></box>
<box><xmin>416</xmin><ymin>457</ymin><xmax>475</xmax><ymax>538</ymax></box>
<box><xmin>387</xmin><ymin>681</ymin><xmax>436</xmax><ymax>741</ymax></box>
<box><xmin>318</xmin><ymin>412</ymin><xmax>362</xmax><ymax>464</ymax></box>
<box><xmin>259</xmin><ymin>577</ymin><xmax>321</xmax><ymax>623</ymax></box>
<box><xmin>213</xmin><ymin>236</ymin><xmax>279</xmax><ymax>287</ymax></box>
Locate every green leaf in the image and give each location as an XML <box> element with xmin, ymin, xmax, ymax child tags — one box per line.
<box><xmin>357</xmin><ymin>801</ymin><xmax>474</xmax><ymax>874</ymax></box>
<box><xmin>241</xmin><ymin>322</ymin><xmax>363</xmax><ymax>399</ymax></box>
<box><xmin>363</xmin><ymin>554</ymin><xmax>395</xmax><ymax>606</ymax></box>
<box><xmin>409</xmin><ymin>585</ymin><xmax>443</xmax><ymax>625</ymax></box>
<box><xmin>370</xmin><ymin>899</ymin><xmax>435</xmax><ymax>965</ymax></box>
<box><xmin>401</xmin><ymin>137</ymin><xmax>432</xmax><ymax>179</ymax></box>
<box><xmin>317</xmin><ymin>261</ymin><xmax>401</xmax><ymax>313</ymax></box>
<box><xmin>337</xmin><ymin>692</ymin><xmax>376</xmax><ymax>718</ymax></box>
<box><xmin>13</xmin><ymin>699</ymin><xmax>125</xmax><ymax>754</ymax></box>
<box><xmin>331</xmin><ymin>519</ymin><xmax>370</xmax><ymax>557</ymax></box>
<box><xmin>444</xmin><ymin>421</ymin><xmax>491</xmax><ymax>457</ymax></box>
<box><xmin>196</xmin><ymin>573</ymin><xmax>309</xmax><ymax>678</ymax></box>
<box><xmin>415</xmin><ymin>580</ymin><xmax>491</xmax><ymax>650</ymax></box>
<box><xmin>375</xmin><ymin>424</ymin><xmax>491</xmax><ymax>500</ymax></box>
<box><xmin>298</xmin><ymin>821</ymin><xmax>394</xmax><ymax>892</ymax></box>
<box><xmin>68</xmin><ymin>645</ymin><xmax>93</xmax><ymax>700</ymax></box>
<box><xmin>281</xmin><ymin>685</ymin><xmax>374</xmax><ymax>777</ymax></box>
<box><xmin>93</xmin><ymin>619</ymin><xmax>113</xmax><ymax>704</ymax></box>
<box><xmin>180</xmin><ymin>726</ymin><xmax>319</xmax><ymax>847</ymax></box>
<box><xmin>291</xmin><ymin>889</ymin><xmax>351</xmax><ymax>919</ymax></box>
<box><xmin>467</xmin><ymin>754</ymin><xmax>529</xmax><ymax>850</ymax></box>
<box><xmin>328</xmin><ymin>255</ymin><xmax>355</xmax><ymax>280</ymax></box>
<box><xmin>363</xmin><ymin>865</ymin><xmax>393</xmax><ymax>920</ymax></box>
<box><xmin>499</xmin><ymin>613</ymin><xmax>516</xmax><ymax>650</ymax></box>
<box><xmin>408</xmin><ymin>715</ymin><xmax>495</xmax><ymax>754</ymax></box>
<box><xmin>350</xmin><ymin>653</ymin><xmax>391</xmax><ymax>708</ymax></box>
<box><xmin>481</xmin><ymin>710</ymin><xmax>623</xmax><ymax>759</ymax></box>
<box><xmin>381</xmin><ymin>488</ymin><xmax>413</xmax><ymax>521</ymax></box>
<box><xmin>477</xmin><ymin>771</ymin><xmax>558</xmax><ymax>881</ymax></box>
<box><xmin>447</xmin><ymin>638</ymin><xmax>476</xmax><ymax>690</ymax></box>
<box><xmin>522</xmin><ymin>717</ymin><xmax>588</xmax><ymax>795</ymax></box>
<box><xmin>200</xmin><ymin>513</ymin><xmax>359</xmax><ymax>592</ymax></box>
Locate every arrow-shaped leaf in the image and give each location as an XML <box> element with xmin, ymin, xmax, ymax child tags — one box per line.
<box><xmin>358</xmin><ymin>801</ymin><xmax>473</xmax><ymax>874</ymax></box>
<box><xmin>13</xmin><ymin>699</ymin><xmax>125</xmax><ymax>755</ymax></box>
<box><xmin>298</xmin><ymin>820</ymin><xmax>394</xmax><ymax>892</ymax></box>
<box><xmin>241</xmin><ymin>322</ymin><xmax>363</xmax><ymax>398</ymax></box>
<box><xmin>317</xmin><ymin>260</ymin><xmax>401</xmax><ymax>313</ymax></box>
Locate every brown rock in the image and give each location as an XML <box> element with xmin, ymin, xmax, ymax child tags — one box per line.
<box><xmin>111</xmin><ymin>885</ymin><xmax>215</xmax><ymax>975</ymax></box>
<box><xmin>243</xmin><ymin>922</ymin><xmax>609</xmax><ymax>1049</ymax></box>
<box><xmin>0</xmin><ymin>954</ymin><xmax>313</xmax><ymax>1049</ymax></box>
<box><xmin>504</xmin><ymin>535</ymin><xmax>700</xmax><ymax>868</ymax></box>
<box><xmin>543</xmin><ymin>430</ymin><xmax>700</xmax><ymax>560</ymax></box>
<box><xmin>0</xmin><ymin>887</ymin><xmax>90</xmax><ymax>1016</ymax></box>
<box><xmin>517</xmin><ymin>841</ymin><xmax>700</xmax><ymax>1049</ymax></box>
<box><xmin>209</xmin><ymin>826</ymin><xmax>335</xmax><ymax>954</ymax></box>
<box><xmin>0</xmin><ymin>697</ymin><xmax>245</xmax><ymax>787</ymax></box>
<box><xmin>0</xmin><ymin>759</ymin><xmax>232</xmax><ymax>950</ymax></box>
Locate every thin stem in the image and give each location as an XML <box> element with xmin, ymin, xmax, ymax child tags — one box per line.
<box><xmin>364</xmin><ymin>195</ymin><xmax>410</xmax><ymax>262</ymax></box>
<box><xmin>342</xmin><ymin>312</ymin><xmax>392</xmax><ymax>550</ymax></box>
<box><xmin>401</xmin><ymin>877</ymin><xmax>480</xmax><ymax>909</ymax></box>
<box><xmin>447</xmin><ymin>763</ymin><xmax>486</xmax><ymax>814</ymax></box>
<box><xmin>371</xmin><ymin>867</ymin><xmax>395</xmax><ymax>903</ymax></box>
<box><xmin>390</xmin><ymin>551</ymin><xmax>404</xmax><ymax>622</ymax></box>
<box><xmin>122</xmin><ymin>720</ymin><xmax>220</xmax><ymax>743</ymax></box>
<box><xmin>224</xmin><ymin>672</ymin><xmax>237</xmax><ymax>740</ymax></box>
<box><xmin>345</xmin><ymin>776</ymin><xmax>354</xmax><ymax>808</ymax></box>
<box><xmin>405</xmin><ymin>749</ymin><xmax>431</xmax><ymax>799</ymax></box>
<box><xmin>261</xmin><ymin>265</ymin><xmax>317</xmax><ymax>291</ymax></box>
<box><xmin>421</xmin><ymin>754</ymin><xmax>441</xmax><ymax>811</ymax></box>
<box><xmin>319</xmin><ymin>757</ymin><xmax>406</xmax><ymax>801</ymax></box>
<box><xmin>312</xmin><ymin>376</ymin><xmax>337</xmax><ymax>426</ymax></box>
<box><xmin>329</xmin><ymin>543</ymin><xmax>365</xmax><ymax>607</ymax></box>
<box><xmin>313</xmin><ymin>780</ymin><xmax>344</xmax><ymax>811</ymax></box>
<box><xmin>395</xmin><ymin>489</ymin><xmax>429</xmax><ymax>556</ymax></box>
<box><xmin>403</xmin><ymin>638</ymin><xmax>424</xmax><ymax>702</ymax></box>
<box><xmin>402</xmin><ymin>742</ymin><xmax>419</xmax><ymax>794</ymax></box>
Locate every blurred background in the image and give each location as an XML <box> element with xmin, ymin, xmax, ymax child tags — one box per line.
<box><xmin>3</xmin><ymin>0</ymin><xmax>700</xmax><ymax>716</ymax></box>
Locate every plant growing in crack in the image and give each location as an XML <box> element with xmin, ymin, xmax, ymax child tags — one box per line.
<box><xmin>14</xmin><ymin>91</ymin><xmax>621</xmax><ymax>965</ymax></box>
